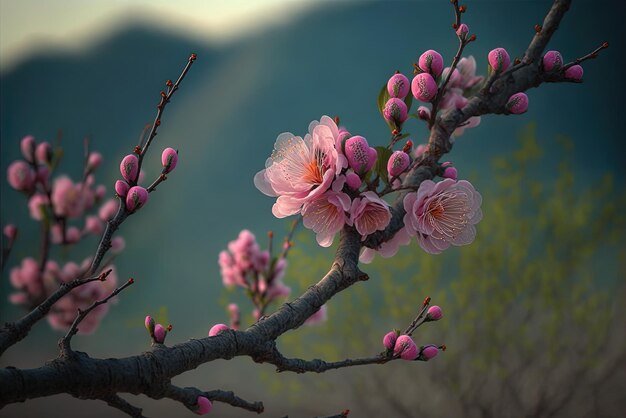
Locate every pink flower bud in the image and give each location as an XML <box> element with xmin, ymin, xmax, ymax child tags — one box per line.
<box><xmin>383</xmin><ymin>98</ymin><xmax>408</xmax><ymax>125</ymax></box>
<box><xmin>111</xmin><ymin>237</ymin><xmax>126</xmax><ymax>253</ymax></box>
<box><xmin>383</xmin><ymin>331</ymin><xmax>398</xmax><ymax>350</ymax></box>
<box><xmin>7</xmin><ymin>161</ymin><xmax>35</xmax><ymax>191</ymax></box>
<box><xmin>417</xmin><ymin>106</ymin><xmax>431</xmax><ymax>121</ymax></box>
<box><xmin>138</xmin><ymin>170</ymin><xmax>146</xmax><ymax>184</ymax></box>
<box><xmin>411</xmin><ymin>73</ymin><xmax>438</xmax><ymax>102</ymax></box>
<box><xmin>542</xmin><ymin>50</ymin><xmax>563</xmax><ymax>72</ymax></box>
<box><xmin>387</xmin><ymin>151</ymin><xmax>410</xmax><ymax>177</ymax></box>
<box><xmin>394</xmin><ymin>335</ymin><xmax>418</xmax><ymax>360</ymax></box>
<box><xmin>344</xmin><ymin>136</ymin><xmax>377</xmax><ymax>175</ymax></box>
<box><xmin>115</xmin><ymin>180</ymin><xmax>130</xmax><ymax>197</ymax></box>
<box><xmin>387</xmin><ymin>73</ymin><xmax>410</xmax><ymax>99</ymax></box>
<box><xmin>153</xmin><ymin>324</ymin><xmax>166</xmax><ymax>343</ymax></box>
<box><xmin>506</xmin><ymin>92</ymin><xmax>529</xmax><ymax>114</ymax></box>
<box><xmin>3</xmin><ymin>224</ymin><xmax>17</xmax><ymax>240</ymax></box>
<box><xmin>564</xmin><ymin>64</ymin><xmax>583</xmax><ymax>81</ymax></box>
<box><xmin>119</xmin><ymin>154</ymin><xmax>139</xmax><ymax>183</ymax></box>
<box><xmin>36</xmin><ymin>142</ymin><xmax>53</xmax><ymax>164</ymax></box>
<box><xmin>443</xmin><ymin>166</ymin><xmax>458</xmax><ymax>180</ymax></box>
<box><xmin>84</xmin><ymin>216</ymin><xmax>103</xmax><ymax>235</ymax></box>
<box><xmin>95</xmin><ymin>185</ymin><xmax>106</xmax><ymax>200</ymax></box>
<box><xmin>208</xmin><ymin>323</ymin><xmax>230</xmax><ymax>337</ymax></box>
<box><xmin>36</xmin><ymin>166</ymin><xmax>50</xmax><ymax>187</ymax></box>
<box><xmin>456</xmin><ymin>23</ymin><xmax>469</xmax><ymax>40</ymax></box>
<box><xmin>419</xmin><ymin>50</ymin><xmax>444</xmax><ymax>77</ymax></box>
<box><xmin>145</xmin><ymin>315</ymin><xmax>155</xmax><ymax>333</ymax></box>
<box><xmin>20</xmin><ymin>136</ymin><xmax>36</xmax><ymax>162</ymax></box>
<box><xmin>426</xmin><ymin>305</ymin><xmax>443</xmax><ymax>321</ymax></box>
<box><xmin>196</xmin><ymin>396</ymin><xmax>212</xmax><ymax>415</ymax></box>
<box><xmin>65</xmin><ymin>227</ymin><xmax>81</xmax><ymax>244</ymax></box>
<box><xmin>98</xmin><ymin>199</ymin><xmax>118</xmax><ymax>221</ymax></box>
<box><xmin>28</xmin><ymin>194</ymin><xmax>49</xmax><ymax>220</ymax></box>
<box><xmin>345</xmin><ymin>171</ymin><xmax>361</xmax><ymax>190</ymax></box>
<box><xmin>161</xmin><ymin>147</ymin><xmax>178</xmax><ymax>174</ymax></box>
<box><xmin>419</xmin><ymin>344</ymin><xmax>439</xmax><ymax>361</ymax></box>
<box><xmin>125</xmin><ymin>186</ymin><xmax>148</xmax><ymax>212</ymax></box>
<box><xmin>488</xmin><ymin>48</ymin><xmax>510</xmax><ymax>72</ymax></box>
<box><xmin>87</xmin><ymin>152</ymin><xmax>102</xmax><ymax>171</ymax></box>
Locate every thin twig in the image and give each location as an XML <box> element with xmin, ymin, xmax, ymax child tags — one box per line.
<box><xmin>562</xmin><ymin>41</ymin><xmax>609</xmax><ymax>71</ymax></box>
<box><xmin>101</xmin><ymin>394</ymin><xmax>146</xmax><ymax>418</ymax></box>
<box><xmin>165</xmin><ymin>384</ymin><xmax>264</xmax><ymax>414</ymax></box>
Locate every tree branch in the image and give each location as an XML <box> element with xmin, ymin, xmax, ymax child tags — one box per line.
<box><xmin>101</xmin><ymin>394</ymin><xmax>146</xmax><ymax>418</ymax></box>
<box><xmin>165</xmin><ymin>384</ymin><xmax>264</xmax><ymax>414</ymax></box>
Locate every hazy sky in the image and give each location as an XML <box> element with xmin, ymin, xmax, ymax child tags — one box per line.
<box><xmin>0</xmin><ymin>0</ymin><xmax>317</xmax><ymax>69</ymax></box>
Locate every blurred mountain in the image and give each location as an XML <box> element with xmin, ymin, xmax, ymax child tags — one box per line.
<box><xmin>0</xmin><ymin>1</ymin><xmax>624</xmax><ymax>415</ymax></box>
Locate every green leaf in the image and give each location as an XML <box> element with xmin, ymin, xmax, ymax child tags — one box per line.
<box><xmin>403</xmin><ymin>90</ymin><xmax>413</xmax><ymax>113</ymax></box>
<box><xmin>377</xmin><ymin>83</ymin><xmax>390</xmax><ymax>117</ymax></box>
<box><xmin>373</xmin><ymin>146</ymin><xmax>393</xmax><ymax>185</ymax></box>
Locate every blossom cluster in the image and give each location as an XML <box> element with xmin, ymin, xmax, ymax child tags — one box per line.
<box><xmin>5</xmin><ymin>136</ymin><xmax>124</xmax><ymax>333</ymax></box>
<box><xmin>383</xmin><ymin>305</ymin><xmax>444</xmax><ymax>361</ymax></box>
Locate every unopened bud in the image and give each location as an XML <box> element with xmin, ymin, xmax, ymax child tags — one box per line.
<box><xmin>411</xmin><ymin>73</ymin><xmax>438</xmax><ymax>102</ymax></box>
<box><xmin>456</xmin><ymin>23</ymin><xmax>469</xmax><ymax>40</ymax></box>
<box><xmin>208</xmin><ymin>323</ymin><xmax>230</xmax><ymax>337</ymax></box>
<box><xmin>153</xmin><ymin>324</ymin><xmax>166</xmax><ymax>343</ymax></box>
<box><xmin>7</xmin><ymin>161</ymin><xmax>36</xmax><ymax>191</ymax></box>
<box><xmin>119</xmin><ymin>154</ymin><xmax>139</xmax><ymax>183</ymax></box>
<box><xmin>506</xmin><ymin>92</ymin><xmax>529</xmax><ymax>114</ymax></box>
<box><xmin>564</xmin><ymin>65</ymin><xmax>583</xmax><ymax>81</ymax></box>
<box><xmin>387</xmin><ymin>73</ymin><xmax>410</xmax><ymax>99</ymax></box>
<box><xmin>161</xmin><ymin>147</ymin><xmax>178</xmax><ymax>174</ymax></box>
<box><xmin>426</xmin><ymin>305</ymin><xmax>443</xmax><ymax>321</ymax></box>
<box><xmin>36</xmin><ymin>142</ymin><xmax>53</xmax><ymax>165</ymax></box>
<box><xmin>542</xmin><ymin>50</ymin><xmax>563</xmax><ymax>72</ymax></box>
<box><xmin>443</xmin><ymin>166</ymin><xmax>458</xmax><ymax>180</ymax></box>
<box><xmin>383</xmin><ymin>331</ymin><xmax>398</xmax><ymax>350</ymax></box>
<box><xmin>145</xmin><ymin>315</ymin><xmax>155</xmax><ymax>336</ymax></box>
<box><xmin>418</xmin><ymin>344</ymin><xmax>439</xmax><ymax>361</ymax></box>
<box><xmin>20</xmin><ymin>136</ymin><xmax>36</xmax><ymax>162</ymax></box>
<box><xmin>344</xmin><ymin>136</ymin><xmax>377</xmax><ymax>175</ymax></box>
<box><xmin>488</xmin><ymin>48</ymin><xmax>510</xmax><ymax>72</ymax></box>
<box><xmin>125</xmin><ymin>186</ymin><xmax>149</xmax><ymax>212</ymax></box>
<box><xmin>195</xmin><ymin>396</ymin><xmax>212</xmax><ymax>415</ymax></box>
<box><xmin>3</xmin><ymin>224</ymin><xmax>17</xmax><ymax>241</ymax></box>
<box><xmin>383</xmin><ymin>98</ymin><xmax>408</xmax><ymax>125</ymax></box>
<box><xmin>394</xmin><ymin>335</ymin><xmax>418</xmax><ymax>360</ymax></box>
<box><xmin>87</xmin><ymin>152</ymin><xmax>102</xmax><ymax>171</ymax></box>
<box><xmin>387</xmin><ymin>151</ymin><xmax>410</xmax><ymax>177</ymax></box>
<box><xmin>418</xmin><ymin>50</ymin><xmax>444</xmax><ymax>77</ymax></box>
<box><xmin>345</xmin><ymin>171</ymin><xmax>362</xmax><ymax>190</ymax></box>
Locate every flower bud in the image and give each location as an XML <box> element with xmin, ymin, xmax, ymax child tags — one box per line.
<box><xmin>345</xmin><ymin>171</ymin><xmax>361</xmax><ymax>190</ymax></box>
<box><xmin>456</xmin><ymin>23</ymin><xmax>469</xmax><ymax>40</ymax></box>
<box><xmin>161</xmin><ymin>147</ymin><xmax>178</xmax><ymax>174</ymax></box>
<box><xmin>87</xmin><ymin>152</ymin><xmax>102</xmax><ymax>172</ymax></box>
<box><xmin>506</xmin><ymin>92</ymin><xmax>529</xmax><ymax>114</ymax></box>
<box><xmin>111</xmin><ymin>237</ymin><xmax>126</xmax><ymax>253</ymax></box>
<box><xmin>208</xmin><ymin>323</ymin><xmax>230</xmax><ymax>337</ymax></box>
<box><xmin>488</xmin><ymin>48</ymin><xmax>510</xmax><ymax>72</ymax></box>
<box><xmin>387</xmin><ymin>151</ymin><xmax>410</xmax><ymax>177</ymax></box>
<box><xmin>3</xmin><ymin>224</ymin><xmax>17</xmax><ymax>241</ymax></box>
<box><xmin>564</xmin><ymin>64</ymin><xmax>583</xmax><ymax>81</ymax></box>
<box><xmin>542</xmin><ymin>50</ymin><xmax>563</xmax><ymax>72</ymax></box>
<box><xmin>36</xmin><ymin>142</ymin><xmax>53</xmax><ymax>165</ymax></box>
<box><xmin>145</xmin><ymin>315</ymin><xmax>155</xmax><ymax>335</ymax></box>
<box><xmin>383</xmin><ymin>331</ymin><xmax>398</xmax><ymax>350</ymax></box>
<box><xmin>344</xmin><ymin>136</ymin><xmax>377</xmax><ymax>175</ymax></box>
<box><xmin>7</xmin><ymin>161</ymin><xmax>36</xmax><ymax>191</ymax></box>
<box><xmin>153</xmin><ymin>323</ymin><xmax>166</xmax><ymax>343</ymax></box>
<box><xmin>418</xmin><ymin>50</ymin><xmax>444</xmax><ymax>77</ymax></box>
<box><xmin>36</xmin><ymin>166</ymin><xmax>50</xmax><ymax>186</ymax></box>
<box><xmin>98</xmin><ymin>199</ymin><xmax>118</xmax><ymax>221</ymax></box>
<box><xmin>65</xmin><ymin>227</ymin><xmax>81</xmax><ymax>244</ymax></box>
<box><xmin>417</xmin><ymin>106</ymin><xmax>431</xmax><ymax>121</ymax></box>
<box><xmin>115</xmin><ymin>180</ymin><xmax>130</xmax><ymax>197</ymax></box>
<box><xmin>383</xmin><ymin>98</ymin><xmax>408</xmax><ymax>125</ymax></box>
<box><xmin>418</xmin><ymin>344</ymin><xmax>439</xmax><ymax>361</ymax></box>
<box><xmin>426</xmin><ymin>305</ymin><xmax>443</xmax><ymax>321</ymax></box>
<box><xmin>443</xmin><ymin>166</ymin><xmax>458</xmax><ymax>180</ymax></box>
<box><xmin>119</xmin><ymin>154</ymin><xmax>139</xmax><ymax>183</ymax></box>
<box><xmin>394</xmin><ymin>335</ymin><xmax>418</xmax><ymax>360</ymax></box>
<box><xmin>84</xmin><ymin>216</ymin><xmax>103</xmax><ymax>235</ymax></box>
<box><xmin>20</xmin><ymin>136</ymin><xmax>36</xmax><ymax>162</ymax></box>
<box><xmin>125</xmin><ymin>186</ymin><xmax>148</xmax><ymax>212</ymax></box>
<box><xmin>411</xmin><ymin>73</ymin><xmax>438</xmax><ymax>102</ymax></box>
<box><xmin>387</xmin><ymin>73</ymin><xmax>410</xmax><ymax>99</ymax></box>
<box><xmin>95</xmin><ymin>185</ymin><xmax>106</xmax><ymax>200</ymax></box>
<box><xmin>196</xmin><ymin>396</ymin><xmax>213</xmax><ymax>415</ymax></box>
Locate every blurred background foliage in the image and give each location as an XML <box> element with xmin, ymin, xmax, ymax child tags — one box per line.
<box><xmin>1</xmin><ymin>1</ymin><xmax>624</xmax><ymax>417</ymax></box>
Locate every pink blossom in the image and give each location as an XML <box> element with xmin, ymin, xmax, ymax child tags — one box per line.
<box><xmin>3</xmin><ymin>224</ymin><xmax>17</xmax><ymax>240</ymax></box>
<box><xmin>196</xmin><ymin>396</ymin><xmax>212</xmax><ymax>415</ymax></box>
<box><xmin>228</xmin><ymin>303</ymin><xmax>240</xmax><ymax>330</ymax></box>
<box><xmin>120</xmin><ymin>154</ymin><xmax>139</xmax><ymax>183</ymax></box>
<box><xmin>28</xmin><ymin>193</ymin><xmax>49</xmax><ymax>220</ymax></box>
<box><xmin>419</xmin><ymin>344</ymin><xmax>439</xmax><ymax>361</ymax></box>
<box><xmin>161</xmin><ymin>148</ymin><xmax>178</xmax><ymax>173</ymax></box>
<box><xmin>304</xmin><ymin>304</ymin><xmax>328</xmax><ymax>326</ymax></box>
<box><xmin>383</xmin><ymin>331</ymin><xmax>398</xmax><ymax>350</ymax></box>
<box><xmin>111</xmin><ymin>237</ymin><xmax>126</xmax><ymax>253</ymax></box>
<box><xmin>65</xmin><ymin>227</ymin><xmax>81</xmax><ymax>244</ymax></box>
<box><xmin>348</xmin><ymin>191</ymin><xmax>391</xmax><ymax>238</ymax></box>
<box><xmin>456</xmin><ymin>56</ymin><xmax>484</xmax><ymax>89</ymax></box>
<box><xmin>417</xmin><ymin>106</ymin><xmax>431</xmax><ymax>121</ymax></box>
<box><xmin>359</xmin><ymin>227</ymin><xmax>411</xmax><ymax>264</ymax></box>
<box><xmin>344</xmin><ymin>136</ymin><xmax>377</xmax><ymax>176</ymax></box>
<box><xmin>488</xmin><ymin>48</ymin><xmax>510</xmax><ymax>72</ymax></box>
<box><xmin>115</xmin><ymin>180</ymin><xmax>129</xmax><ymax>197</ymax></box>
<box><xmin>506</xmin><ymin>92</ymin><xmax>529</xmax><ymax>114</ymax></box>
<box><xmin>145</xmin><ymin>315</ymin><xmax>155</xmax><ymax>333</ymax></box>
<box><xmin>345</xmin><ymin>171</ymin><xmax>361</xmax><ymax>190</ymax></box>
<box><xmin>7</xmin><ymin>161</ymin><xmax>35</xmax><ymax>191</ymax></box>
<box><xmin>10</xmin><ymin>258</ymin><xmax>42</xmax><ymax>298</ymax></box>
<box><xmin>36</xmin><ymin>142</ymin><xmax>52</xmax><ymax>164</ymax></box>
<box><xmin>20</xmin><ymin>136</ymin><xmax>36</xmax><ymax>162</ymax></box>
<box><xmin>51</xmin><ymin>176</ymin><xmax>84</xmax><ymax>218</ymax></box>
<box><xmin>87</xmin><ymin>152</ymin><xmax>102</xmax><ymax>171</ymax></box>
<box><xmin>125</xmin><ymin>186</ymin><xmax>148</xmax><ymax>212</ymax></box>
<box><xmin>565</xmin><ymin>65</ymin><xmax>583</xmax><ymax>80</ymax></box>
<box><xmin>387</xmin><ymin>73</ymin><xmax>410</xmax><ymax>99</ymax></box>
<box><xmin>394</xmin><ymin>335</ymin><xmax>418</xmax><ymax>360</ymax></box>
<box><xmin>50</xmin><ymin>223</ymin><xmax>63</xmax><ymax>244</ymax></box>
<box><xmin>453</xmin><ymin>116</ymin><xmax>481</xmax><ymax>137</ymax></box>
<box><xmin>456</xmin><ymin>23</ymin><xmax>469</xmax><ymax>40</ymax></box>
<box><xmin>387</xmin><ymin>151</ymin><xmax>410</xmax><ymax>177</ymax></box>
<box><xmin>543</xmin><ymin>50</ymin><xmax>563</xmax><ymax>72</ymax></box>
<box><xmin>208</xmin><ymin>323</ymin><xmax>230</xmax><ymax>337</ymax></box>
<box><xmin>84</xmin><ymin>216</ymin><xmax>103</xmax><ymax>235</ymax></box>
<box><xmin>302</xmin><ymin>186</ymin><xmax>351</xmax><ymax>247</ymax></box>
<box><xmin>426</xmin><ymin>305</ymin><xmax>443</xmax><ymax>321</ymax></box>
<box><xmin>418</xmin><ymin>50</ymin><xmax>444</xmax><ymax>77</ymax></box>
<box><xmin>441</xmin><ymin>67</ymin><xmax>461</xmax><ymax>87</ymax></box>
<box><xmin>383</xmin><ymin>98</ymin><xmax>408</xmax><ymax>125</ymax></box>
<box><xmin>403</xmin><ymin>179</ymin><xmax>483</xmax><ymax>254</ymax></box>
<box><xmin>254</xmin><ymin>116</ymin><xmax>341</xmax><ymax>218</ymax></box>
<box><xmin>153</xmin><ymin>324</ymin><xmax>166</xmax><ymax>343</ymax></box>
<box><xmin>266</xmin><ymin>279</ymin><xmax>291</xmax><ymax>299</ymax></box>
<box><xmin>414</xmin><ymin>144</ymin><xmax>428</xmax><ymax>158</ymax></box>
<box><xmin>98</xmin><ymin>199</ymin><xmax>118</xmax><ymax>221</ymax></box>
<box><xmin>411</xmin><ymin>73</ymin><xmax>438</xmax><ymax>102</ymax></box>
